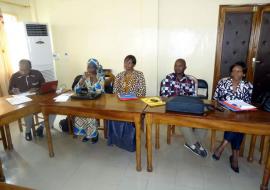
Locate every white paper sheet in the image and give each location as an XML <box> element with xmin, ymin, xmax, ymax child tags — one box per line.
<box><xmin>53</xmin><ymin>92</ymin><xmax>73</xmax><ymax>102</ymax></box>
<box><xmin>6</xmin><ymin>96</ymin><xmax>32</xmax><ymax>105</ymax></box>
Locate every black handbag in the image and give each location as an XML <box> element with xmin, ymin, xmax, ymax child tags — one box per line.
<box><xmin>259</xmin><ymin>92</ymin><xmax>270</xmax><ymax>112</ymax></box>
<box><xmin>166</xmin><ymin>96</ymin><xmax>205</xmax><ymax>115</ymax></box>
<box><xmin>59</xmin><ymin>117</ymin><xmax>72</xmax><ymax>132</ymax></box>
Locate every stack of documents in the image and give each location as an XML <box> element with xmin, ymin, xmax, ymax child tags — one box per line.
<box><xmin>118</xmin><ymin>93</ymin><xmax>138</xmax><ymax>101</ymax></box>
<box><xmin>219</xmin><ymin>100</ymin><xmax>257</xmax><ymax>111</ymax></box>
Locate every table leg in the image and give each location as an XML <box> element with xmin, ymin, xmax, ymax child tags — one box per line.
<box><xmin>44</xmin><ymin>114</ymin><xmax>54</xmax><ymax>157</ymax></box>
<box><xmin>167</xmin><ymin>125</ymin><xmax>171</xmax><ymax>144</ymax></box>
<box><xmin>146</xmin><ymin>114</ymin><xmax>153</xmax><ymax>172</ymax></box>
<box><xmin>240</xmin><ymin>135</ymin><xmax>246</xmax><ymax>157</ymax></box>
<box><xmin>261</xmin><ymin>139</ymin><xmax>270</xmax><ymax>190</ymax></box>
<box><xmin>103</xmin><ymin>119</ymin><xmax>108</xmax><ymax>139</ymax></box>
<box><xmin>262</xmin><ymin>138</ymin><xmax>270</xmax><ymax>165</ymax></box>
<box><xmin>135</xmin><ymin>116</ymin><xmax>141</xmax><ymax>172</ymax></box>
<box><xmin>0</xmin><ymin>159</ymin><xmax>5</xmax><ymax>182</ymax></box>
<box><xmin>260</xmin><ymin>136</ymin><xmax>266</xmax><ymax>164</ymax></box>
<box><xmin>0</xmin><ymin>126</ymin><xmax>7</xmax><ymax>150</ymax></box>
<box><xmin>4</xmin><ymin>125</ymin><xmax>13</xmax><ymax>150</ymax></box>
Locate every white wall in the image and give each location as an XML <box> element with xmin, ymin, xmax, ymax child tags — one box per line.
<box><xmin>0</xmin><ymin>0</ymin><xmax>33</xmax><ymax>21</ymax></box>
<box><xmin>158</xmin><ymin>0</ymin><xmax>270</xmax><ymax>97</ymax></box>
<box><xmin>33</xmin><ymin>0</ymin><xmax>270</xmax><ymax>96</ymax></box>
<box><xmin>34</xmin><ymin>0</ymin><xmax>158</xmax><ymax>95</ymax></box>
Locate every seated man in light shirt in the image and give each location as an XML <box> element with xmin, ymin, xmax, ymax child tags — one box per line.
<box><xmin>8</xmin><ymin>59</ymin><xmax>56</xmax><ymax>141</ymax></box>
<box><xmin>160</xmin><ymin>58</ymin><xmax>208</xmax><ymax>158</ymax></box>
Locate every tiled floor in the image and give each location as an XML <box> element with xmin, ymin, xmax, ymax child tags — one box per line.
<box><xmin>0</xmin><ymin>116</ymin><xmax>267</xmax><ymax>190</ymax></box>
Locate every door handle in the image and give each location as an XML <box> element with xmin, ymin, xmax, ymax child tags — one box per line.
<box><xmin>252</xmin><ymin>57</ymin><xmax>260</xmax><ymax>75</ymax></box>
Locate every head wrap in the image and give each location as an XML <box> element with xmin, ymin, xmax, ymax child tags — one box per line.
<box><xmin>87</xmin><ymin>58</ymin><xmax>99</xmax><ymax>69</ymax></box>
<box><xmin>87</xmin><ymin>58</ymin><xmax>104</xmax><ymax>78</ymax></box>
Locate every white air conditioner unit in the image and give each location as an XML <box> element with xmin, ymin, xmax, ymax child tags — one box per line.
<box><xmin>22</xmin><ymin>23</ymin><xmax>56</xmax><ymax>82</ymax></box>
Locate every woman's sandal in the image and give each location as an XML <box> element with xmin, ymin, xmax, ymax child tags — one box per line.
<box><xmin>230</xmin><ymin>155</ymin><xmax>239</xmax><ymax>173</ymax></box>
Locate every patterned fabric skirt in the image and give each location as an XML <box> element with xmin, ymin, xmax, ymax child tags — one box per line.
<box><xmin>73</xmin><ymin>117</ymin><xmax>99</xmax><ymax>139</ymax></box>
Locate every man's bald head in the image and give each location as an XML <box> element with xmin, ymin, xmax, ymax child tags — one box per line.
<box><xmin>174</xmin><ymin>58</ymin><xmax>186</xmax><ymax>75</ymax></box>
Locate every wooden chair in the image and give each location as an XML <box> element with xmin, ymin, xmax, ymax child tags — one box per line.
<box><xmin>210</xmin><ymin>130</ymin><xmax>267</xmax><ymax>165</ymax></box>
<box><xmin>167</xmin><ymin>76</ymin><xmax>200</xmax><ymax>145</ymax></box>
<box><xmin>102</xmin><ymin>69</ymin><xmax>115</xmax><ymax>138</ymax></box>
<box><xmin>247</xmin><ymin>135</ymin><xmax>268</xmax><ymax>164</ymax></box>
<box><xmin>17</xmin><ymin>113</ymin><xmax>43</xmax><ymax>137</ymax></box>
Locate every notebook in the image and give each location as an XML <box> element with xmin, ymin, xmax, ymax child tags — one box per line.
<box><xmin>118</xmin><ymin>93</ymin><xmax>138</xmax><ymax>101</ymax></box>
<box><xmin>219</xmin><ymin>100</ymin><xmax>257</xmax><ymax>112</ymax></box>
<box><xmin>141</xmin><ymin>97</ymin><xmax>165</xmax><ymax>107</ymax></box>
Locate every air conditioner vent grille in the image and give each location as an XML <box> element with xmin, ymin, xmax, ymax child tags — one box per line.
<box><xmin>26</xmin><ymin>24</ymin><xmax>48</xmax><ymax>36</ymax></box>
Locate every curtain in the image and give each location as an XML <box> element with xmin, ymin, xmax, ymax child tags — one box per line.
<box><xmin>0</xmin><ymin>9</ymin><xmax>13</xmax><ymax>96</ymax></box>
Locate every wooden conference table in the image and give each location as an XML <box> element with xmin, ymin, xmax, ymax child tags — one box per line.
<box><xmin>0</xmin><ymin>93</ymin><xmax>60</xmax><ymax>149</ymax></box>
<box><xmin>0</xmin><ymin>93</ymin><xmax>60</xmax><ymax>182</ymax></box>
<box><xmin>41</xmin><ymin>93</ymin><xmax>147</xmax><ymax>171</ymax></box>
<box><xmin>145</xmin><ymin>103</ymin><xmax>270</xmax><ymax>190</ymax></box>
<box><xmin>1</xmin><ymin>93</ymin><xmax>270</xmax><ymax>188</ymax></box>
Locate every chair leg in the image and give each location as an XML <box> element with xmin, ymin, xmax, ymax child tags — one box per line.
<box><xmin>31</xmin><ymin>117</ymin><xmax>36</xmax><ymax>137</ymax></box>
<box><xmin>0</xmin><ymin>159</ymin><xmax>5</xmax><ymax>182</ymax></box>
<box><xmin>155</xmin><ymin>124</ymin><xmax>160</xmax><ymax>149</ymax></box>
<box><xmin>171</xmin><ymin>125</ymin><xmax>175</xmax><ymax>135</ymax></box>
<box><xmin>210</xmin><ymin>130</ymin><xmax>216</xmax><ymax>152</ymax></box>
<box><xmin>67</xmin><ymin>115</ymin><xmax>73</xmax><ymax>135</ymax></box>
<box><xmin>18</xmin><ymin>119</ymin><xmax>23</xmax><ymax>133</ymax></box>
<box><xmin>240</xmin><ymin>135</ymin><xmax>246</xmax><ymax>157</ymax></box>
<box><xmin>167</xmin><ymin>125</ymin><xmax>172</xmax><ymax>145</ymax></box>
<box><xmin>141</xmin><ymin>115</ymin><xmax>145</xmax><ymax>133</ymax></box>
<box><xmin>248</xmin><ymin>135</ymin><xmax>257</xmax><ymax>162</ymax></box>
<box><xmin>260</xmin><ymin>136</ymin><xmax>267</xmax><ymax>165</ymax></box>
<box><xmin>141</xmin><ymin>120</ymin><xmax>144</xmax><ymax>133</ymax></box>
<box><xmin>210</xmin><ymin>129</ymin><xmax>216</xmax><ymax>152</ymax></box>
<box><xmin>261</xmin><ymin>136</ymin><xmax>266</xmax><ymax>152</ymax></box>
<box><xmin>34</xmin><ymin>113</ymin><xmax>39</xmax><ymax>125</ymax></box>
<box><xmin>0</xmin><ymin>126</ymin><xmax>7</xmax><ymax>150</ymax></box>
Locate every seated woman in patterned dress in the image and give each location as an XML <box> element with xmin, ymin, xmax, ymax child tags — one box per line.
<box><xmin>107</xmin><ymin>55</ymin><xmax>146</xmax><ymax>151</ymax></box>
<box><xmin>212</xmin><ymin>61</ymin><xmax>253</xmax><ymax>173</ymax></box>
<box><xmin>113</xmin><ymin>55</ymin><xmax>146</xmax><ymax>96</ymax></box>
<box><xmin>73</xmin><ymin>58</ymin><xmax>105</xmax><ymax>143</ymax></box>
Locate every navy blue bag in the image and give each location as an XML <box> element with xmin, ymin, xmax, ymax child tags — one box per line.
<box><xmin>106</xmin><ymin>120</ymin><xmax>136</xmax><ymax>152</ymax></box>
<box><xmin>166</xmin><ymin>96</ymin><xmax>205</xmax><ymax>115</ymax></box>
